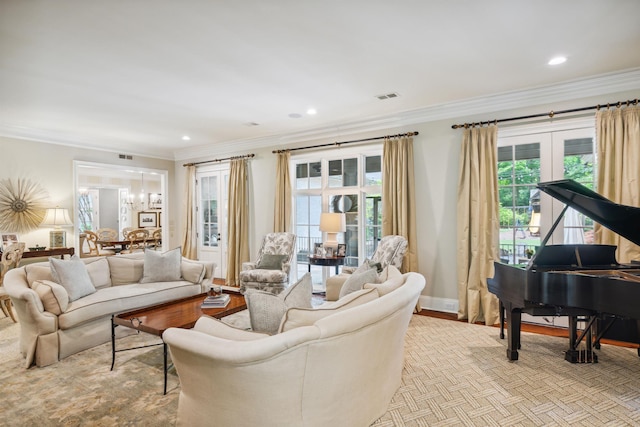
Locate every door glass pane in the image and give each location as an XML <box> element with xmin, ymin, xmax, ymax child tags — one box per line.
<box><xmin>309</xmin><ymin>162</ymin><xmax>321</xmax><ymax>189</ymax></box>
<box><xmin>563</xmin><ymin>137</ymin><xmax>595</xmax><ymax>244</ymax></box>
<box><xmin>498</xmin><ymin>143</ymin><xmax>540</xmax><ymax>264</ymax></box>
<box><xmin>328</xmin><ymin>160</ymin><xmax>342</xmax><ymax>187</ymax></box>
<box><xmin>330</xmin><ymin>194</ymin><xmax>359</xmax><ymax>267</ymax></box>
<box><xmin>365</xmin><ymin>156</ymin><xmax>382</xmax><ymax>186</ymax></box>
<box><xmin>364</xmin><ymin>193</ymin><xmax>382</xmax><ymax>266</ymax></box>
<box><xmin>201</xmin><ymin>176</ymin><xmax>218</xmax><ymax>247</ymax></box>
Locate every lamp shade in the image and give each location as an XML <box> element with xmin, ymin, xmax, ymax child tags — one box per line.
<box><xmin>319</xmin><ymin>213</ymin><xmax>346</xmax><ymax>233</ymax></box>
<box><xmin>41</xmin><ymin>208</ymin><xmax>73</xmax><ymax>227</ymax></box>
<box><xmin>41</xmin><ymin>207</ymin><xmax>73</xmax><ymax>249</ymax></box>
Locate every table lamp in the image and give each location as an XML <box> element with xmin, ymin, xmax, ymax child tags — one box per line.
<box><xmin>41</xmin><ymin>207</ymin><xmax>73</xmax><ymax>248</ymax></box>
<box><xmin>319</xmin><ymin>212</ymin><xmax>346</xmax><ymax>250</ymax></box>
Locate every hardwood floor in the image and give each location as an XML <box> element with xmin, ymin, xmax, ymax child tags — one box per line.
<box><xmin>417</xmin><ymin>309</ymin><xmax>638</xmax><ymax>349</ymax></box>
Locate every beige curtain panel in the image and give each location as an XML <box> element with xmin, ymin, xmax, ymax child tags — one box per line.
<box><xmin>181</xmin><ymin>165</ymin><xmax>198</xmax><ymax>260</ymax></box>
<box><xmin>456</xmin><ymin>126</ymin><xmax>500</xmax><ymax>325</ymax></box>
<box><xmin>382</xmin><ymin>135</ymin><xmax>418</xmax><ymax>273</ymax></box>
<box><xmin>596</xmin><ymin>105</ymin><xmax>640</xmax><ymax>263</ymax></box>
<box><xmin>273</xmin><ymin>151</ymin><xmax>292</xmax><ymax>233</ymax></box>
<box><xmin>226</xmin><ymin>159</ymin><xmax>250</xmax><ymax>287</ymax></box>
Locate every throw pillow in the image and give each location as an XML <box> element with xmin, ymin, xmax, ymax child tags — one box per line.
<box><xmin>107</xmin><ymin>255</ymin><xmax>145</xmax><ymax>285</ymax></box>
<box><xmin>245</xmin><ymin>273</ymin><xmax>313</xmax><ymax>334</ymax></box>
<box><xmin>84</xmin><ymin>257</ymin><xmax>112</xmax><ymax>289</ymax></box>
<box><xmin>353</xmin><ymin>258</ymin><xmax>374</xmax><ymax>275</ymax></box>
<box><xmin>49</xmin><ymin>256</ymin><xmax>96</xmax><ymax>302</ymax></box>
<box><xmin>376</xmin><ymin>265</ymin><xmax>402</xmax><ymax>283</ymax></box>
<box><xmin>256</xmin><ymin>254</ymin><xmax>288</xmax><ymax>270</ymax></box>
<box><xmin>180</xmin><ymin>258</ymin><xmax>206</xmax><ymax>284</ymax></box>
<box><xmin>339</xmin><ymin>268</ymin><xmax>378</xmax><ymax>299</ymax></box>
<box><xmin>364</xmin><ymin>275</ymin><xmax>405</xmax><ymax>296</ymax></box>
<box><xmin>279</xmin><ymin>287</ymin><xmax>379</xmax><ymax>333</ymax></box>
<box><xmin>32</xmin><ymin>280</ymin><xmax>69</xmax><ymax>314</ymax></box>
<box><xmin>139</xmin><ymin>247</ymin><xmax>182</xmax><ymax>283</ymax></box>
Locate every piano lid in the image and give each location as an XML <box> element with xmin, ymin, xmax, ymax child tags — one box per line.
<box><xmin>537</xmin><ymin>179</ymin><xmax>640</xmax><ymax>247</ymax></box>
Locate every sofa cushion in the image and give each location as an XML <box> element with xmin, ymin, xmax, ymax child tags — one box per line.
<box><xmin>180</xmin><ymin>258</ymin><xmax>206</xmax><ymax>284</ymax></box>
<box><xmin>339</xmin><ymin>268</ymin><xmax>378</xmax><ymax>299</ymax></box>
<box><xmin>83</xmin><ymin>257</ymin><xmax>112</xmax><ymax>289</ymax></box>
<box><xmin>107</xmin><ymin>255</ymin><xmax>144</xmax><ymax>285</ymax></box>
<box><xmin>24</xmin><ymin>263</ymin><xmax>54</xmax><ymax>287</ymax></box>
<box><xmin>279</xmin><ymin>287</ymin><xmax>379</xmax><ymax>333</ymax></box>
<box><xmin>50</xmin><ymin>256</ymin><xmax>97</xmax><ymax>302</ymax></box>
<box><xmin>140</xmin><ymin>247</ymin><xmax>182</xmax><ymax>283</ymax></box>
<box><xmin>256</xmin><ymin>254</ymin><xmax>288</xmax><ymax>270</ymax></box>
<box><xmin>32</xmin><ymin>280</ymin><xmax>69</xmax><ymax>314</ymax></box>
<box><xmin>58</xmin><ymin>280</ymin><xmax>202</xmax><ymax>330</ymax></box>
<box><xmin>245</xmin><ymin>273</ymin><xmax>312</xmax><ymax>334</ymax></box>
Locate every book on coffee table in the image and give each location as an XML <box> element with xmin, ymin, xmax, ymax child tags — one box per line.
<box><xmin>201</xmin><ymin>294</ymin><xmax>231</xmax><ymax>308</ymax></box>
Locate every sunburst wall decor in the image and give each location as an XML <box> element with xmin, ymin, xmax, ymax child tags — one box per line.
<box><xmin>0</xmin><ymin>178</ymin><xmax>49</xmax><ymax>233</ymax></box>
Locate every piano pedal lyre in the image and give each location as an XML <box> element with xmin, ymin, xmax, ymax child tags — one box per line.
<box><xmin>564</xmin><ymin>315</ymin><xmax>598</xmax><ymax>363</ymax></box>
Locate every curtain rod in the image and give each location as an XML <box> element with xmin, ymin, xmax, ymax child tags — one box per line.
<box><xmin>183</xmin><ymin>153</ymin><xmax>255</xmax><ymax>167</ymax></box>
<box><xmin>451</xmin><ymin>98</ymin><xmax>639</xmax><ymax>129</ymax></box>
<box><xmin>271</xmin><ymin>131</ymin><xmax>419</xmax><ymax>154</ymax></box>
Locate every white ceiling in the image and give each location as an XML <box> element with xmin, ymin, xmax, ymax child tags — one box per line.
<box><xmin>2</xmin><ymin>1</ymin><xmax>640</xmax><ymax>160</ymax></box>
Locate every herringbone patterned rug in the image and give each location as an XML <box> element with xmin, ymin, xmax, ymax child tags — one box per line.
<box><xmin>2</xmin><ymin>314</ymin><xmax>640</xmax><ymax>426</ymax></box>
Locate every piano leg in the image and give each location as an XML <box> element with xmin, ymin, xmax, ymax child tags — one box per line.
<box><xmin>499</xmin><ymin>300</ymin><xmax>505</xmax><ymax>339</ymax></box>
<box><xmin>504</xmin><ymin>302</ymin><xmax>521</xmax><ymax>361</ymax></box>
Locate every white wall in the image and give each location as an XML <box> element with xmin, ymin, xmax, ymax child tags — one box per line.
<box><xmin>5</xmin><ymin>86</ymin><xmax>639</xmax><ymax>313</ymax></box>
<box><xmin>175</xmin><ymin>87</ymin><xmax>640</xmax><ymax>313</ymax></box>
<box><xmin>0</xmin><ymin>136</ymin><xmax>174</xmax><ymax>250</ymax></box>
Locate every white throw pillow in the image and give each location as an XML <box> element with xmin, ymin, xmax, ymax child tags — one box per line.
<box><xmin>279</xmin><ymin>287</ymin><xmax>379</xmax><ymax>333</ymax></box>
<box><xmin>180</xmin><ymin>258</ymin><xmax>206</xmax><ymax>284</ymax></box>
<box><xmin>364</xmin><ymin>275</ymin><xmax>405</xmax><ymax>296</ymax></box>
<box><xmin>245</xmin><ymin>273</ymin><xmax>312</xmax><ymax>334</ymax></box>
<box><xmin>49</xmin><ymin>256</ymin><xmax>96</xmax><ymax>302</ymax></box>
<box><xmin>376</xmin><ymin>265</ymin><xmax>402</xmax><ymax>283</ymax></box>
<box><xmin>84</xmin><ymin>257</ymin><xmax>112</xmax><ymax>289</ymax></box>
<box><xmin>140</xmin><ymin>247</ymin><xmax>182</xmax><ymax>283</ymax></box>
<box><xmin>339</xmin><ymin>268</ymin><xmax>378</xmax><ymax>299</ymax></box>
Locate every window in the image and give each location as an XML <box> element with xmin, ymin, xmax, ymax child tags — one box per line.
<box><xmin>497</xmin><ymin>121</ymin><xmax>595</xmax><ymax>264</ymax></box>
<box><xmin>293</xmin><ymin>148</ymin><xmax>382</xmax><ymax>288</ymax></box>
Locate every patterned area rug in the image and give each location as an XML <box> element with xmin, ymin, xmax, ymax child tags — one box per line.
<box><xmin>2</xmin><ymin>314</ymin><xmax>640</xmax><ymax>426</ymax></box>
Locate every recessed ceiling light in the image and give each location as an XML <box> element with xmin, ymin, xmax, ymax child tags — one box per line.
<box><xmin>548</xmin><ymin>56</ymin><xmax>567</xmax><ymax>65</ymax></box>
<box><xmin>181</xmin><ymin>135</ymin><xmax>191</xmax><ymax>141</ymax></box>
<box><xmin>306</xmin><ymin>108</ymin><xmax>317</xmax><ymax>115</ymax></box>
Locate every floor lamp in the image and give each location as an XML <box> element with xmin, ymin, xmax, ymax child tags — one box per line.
<box><xmin>41</xmin><ymin>207</ymin><xmax>73</xmax><ymax>248</ymax></box>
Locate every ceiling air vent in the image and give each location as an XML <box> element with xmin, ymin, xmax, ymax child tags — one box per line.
<box><xmin>118</xmin><ymin>154</ymin><xmax>133</xmax><ymax>160</ymax></box>
<box><xmin>376</xmin><ymin>92</ymin><xmax>399</xmax><ymax>100</ymax></box>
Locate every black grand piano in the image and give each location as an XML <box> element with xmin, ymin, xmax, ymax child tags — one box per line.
<box><xmin>488</xmin><ymin>179</ymin><xmax>640</xmax><ymax>363</ymax></box>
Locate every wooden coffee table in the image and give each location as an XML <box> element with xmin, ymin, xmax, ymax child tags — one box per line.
<box><xmin>111</xmin><ymin>290</ymin><xmax>246</xmax><ymax>394</ymax></box>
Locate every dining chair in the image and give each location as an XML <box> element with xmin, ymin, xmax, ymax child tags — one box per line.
<box><xmin>96</xmin><ymin>228</ymin><xmax>119</xmax><ymax>251</ymax></box>
<box><xmin>122</xmin><ymin>227</ymin><xmax>133</xmax><ymax>240</ymax></box>
<box><xmin>83</xmin><ymin>230</ymin><xmax>117</xmax><ymax>257</ymax></box>
<box><xmin>148</xmin><ymin>228</ymin><xmax>162</xmax><ymax>250</ymax></box>
<box><xmin>0</xmin><ymin>242</ymin><xmax>26</xmax><ymax>322</ymax></box>
<box><xmin>121</xmin><ymin>228</ymin><xmax>149</xmax><ymax>254</ymax></box>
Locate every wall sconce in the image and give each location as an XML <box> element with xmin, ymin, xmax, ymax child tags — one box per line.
<box><xmin>41</xmin><ymin>207</ymin><xmax>73</xmax><ymax>248</ymax></box>
<box><xmin>319</xmin><ymin>212</ymin><xmax>346</xmax><ymax>250</ymax></box>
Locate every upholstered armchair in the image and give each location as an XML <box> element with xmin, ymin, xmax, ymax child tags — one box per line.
<box><xmin>325</xmin><ymin>234</ymin><xmax>408</xmax><ymax>301</ymax></box>
<box><xmin>239</xmin><ymin>232</ymin><xmax>296</xmax><ymax>295</ymax></box>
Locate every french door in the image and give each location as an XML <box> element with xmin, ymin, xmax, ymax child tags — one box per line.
<box><xmin>497</xmin><ymin>120</ymin><xmax>596</xmax><ymax>264</ymax></box>
<box><xmin>196</xmin><ymin>167</ymin><xmax>229</xmax><ymax>279</ymax></box>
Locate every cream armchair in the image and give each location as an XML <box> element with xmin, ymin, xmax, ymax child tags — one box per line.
<box><xmin>239</xmin><ymin>232</ymin><xmax>296</xmax><ymax>295</ymax></box>
<box><xmin>325</xmin><ymin>234</ymin><xmax>409</xmax><ymax>301</ymax></box>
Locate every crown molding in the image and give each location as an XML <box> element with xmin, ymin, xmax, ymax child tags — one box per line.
<box><xmin>174</xmin><ymin>67</ymin><xmax>640</xmax><ymax>161</ymax></box>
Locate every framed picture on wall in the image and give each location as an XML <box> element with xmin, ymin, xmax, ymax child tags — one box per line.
<box><xmin>138</xmin><ymin>212</ymin><xmax>157</xmax><ymax>228</ymax></box>
<box><xmin>0</xmin><ymin>233</ymin><xmax>19</xmax><ymax>251</ymax></box>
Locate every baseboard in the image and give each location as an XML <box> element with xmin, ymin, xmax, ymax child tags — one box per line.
<box><xmin>420</xmin><ymin>296</ymin><xmax>458</xmax><ymax>314</ymax></box>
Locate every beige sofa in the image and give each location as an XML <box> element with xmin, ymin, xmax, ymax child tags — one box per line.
<box><xmin>4</xmin><ymin>252</ymin><xmax>215</xmax><ymax>368</ymax></box>
<box><xmin>163</xmin><ymin>271</ymin><xmax>425</xmax><ymax>427</ymax></box>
